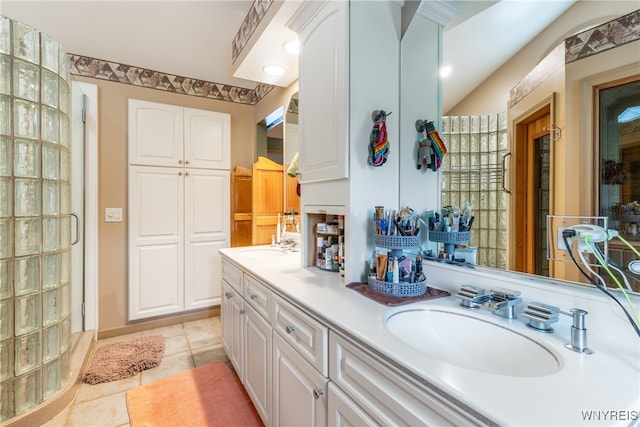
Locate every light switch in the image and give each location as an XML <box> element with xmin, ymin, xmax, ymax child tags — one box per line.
<box><xmin>105</xmin><ymin>208</ymin><xmax>123</xmax><ymax>222</ymax></box>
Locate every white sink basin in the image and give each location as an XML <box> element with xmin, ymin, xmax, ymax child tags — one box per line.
<box><xmin>237</xmin><ymin>247</ymin><xmax>288</xmax><ymax>258</ymax></box>
<box><xmin>385</xmin><ymin>308</ymin><xmax>561</xmax><ymax>377</ymax></box>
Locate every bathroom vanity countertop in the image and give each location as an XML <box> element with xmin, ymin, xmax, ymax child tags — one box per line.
<box><xmin>220</xmin><ymin>247</ymin><xmax>640</xmax><ymax>426</ymax></box>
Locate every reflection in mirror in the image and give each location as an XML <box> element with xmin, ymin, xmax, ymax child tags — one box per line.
<box><xmin>438</xmin><ymin>7</ymin><xmax>639</xmax><ymax>295</ymax></box>
<box><xmin>440</xmin><ymin>114</ymin><xmax>509</xmax><ymax>271</ymax></box>
<box><xmin>285</xmin><ymin>92</ymin><xmax>300</xmax><ymax>219</ymax></box>
<box><xmin>256</xmin><ymin>105</ymin><xmax>284</xmax><ymax>164</ymax></box>
<box><xmin>251</xmin><ymin>95</ymin><xmax>300</xmax><ymax>246</ymax></box>
<box><xmin>250</xmin><ymin>106</ymin><xmax>285</xmax><ymax>246</ymax></box>
<box><xmin>598</xmin><ymin>79</ymin><xmax>640</xmax><ymax>293</ymax></box>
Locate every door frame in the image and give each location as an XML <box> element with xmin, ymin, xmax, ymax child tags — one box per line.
<box><xmin>71</xmin><ymin>81</ymin><xmax>99</xmax><ymax>334</ymax></box>
<box><xmin>509</xmin><ymin>94</ymin><xmax>555</xmax><ymax>273</ymax></box>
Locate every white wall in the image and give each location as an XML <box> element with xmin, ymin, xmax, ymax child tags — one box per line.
<box><xmin>347</xmin><ymin>1</ymin><xmax>402</xmax><ymax>282</ymax></box>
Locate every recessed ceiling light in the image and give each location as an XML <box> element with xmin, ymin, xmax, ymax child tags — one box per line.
<box><xmin>283</xmin><ymin>39</ymin><xmax>300</xmax><ymax>55</ymax></box>
<box><xmin>440</xmin><ymin>65</ymin><xmax>452</xmax><ymax>78</ymax></box>
<box><xmin>263</xmin><ymin>64</ymin><xmax>285</xmax><ymax>76</ymax></box>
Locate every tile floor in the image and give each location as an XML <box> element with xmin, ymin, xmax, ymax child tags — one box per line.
<box><xmin>43</xmin><ymin>316</ymin><xmax>229</xmax><ymax>427</ymax></box>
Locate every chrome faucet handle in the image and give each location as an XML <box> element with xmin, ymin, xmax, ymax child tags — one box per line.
<box><xmin>562</xmin><ymin>308</ymin><xmax>593</xmax><ymax>354</ymax></box>
<box><xmin>489</xmin><ymin>287</ymin><xmax>521</xmax><ymax>300</ymax></box>
<box><xmin>522</xmin><ymin>302</ymin><xmax>560</xmax><ymax>332</ymax></box>
<box><xmin>457</xmin><ymin>284</ymin><xmax>486</xmax><ymax>308</ymax></box>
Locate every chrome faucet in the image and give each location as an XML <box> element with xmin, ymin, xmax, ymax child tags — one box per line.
<box><xmin>457</xmin><ymin>285</ymin><xmax>522</xmax><ymax>319</ymax></box>
<box><xmin>283</xmin><ymin>211</ymin><xmax>299</xmax><ymax>233</ymax></box>
<box><xmin>564</xmin><ymin>308</ymin><xmax>593</xmax><ymax>354</ymax></box>
<box><xmin>522</xmin><ymin>301</ymin><xmax>593</xmax><ymax>354</ymax></box>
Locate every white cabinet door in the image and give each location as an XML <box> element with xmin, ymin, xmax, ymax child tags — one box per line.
<box><xmin>128</xmin><ymin>99</ymin><xmax>184</xmax><ymax>167</ymax></box>
<box><xmin>273</xmin><ymin>294</ymin><xmax>328</xmax><ymax>376</ymax></box>
<box><xmin>129</xmin><ymin>100</ymin><xmax>231</xmax><ymax>320</ymax></box>
<box><xmin>328</xmin><ymin>382</ymin><xmax>379</xmax><ymax>427</ymax></box>
<box><xmin>244</xmin><ymin>303</ymin><xmax>272</xmax><ymax>426</ymax></box>
<box><xmin>184</xmin><ymin>169</ymin><xmax>229</xmax><ymax>310</ymax></box>
<box><xmin>184</xmin><ymin>108</ymin><xmax>230</xmax><ymax>170</ymax></box>
<box><xmin>296</xmin><ymin>0</ymin><xmax>349</xmax><ymax>183</ymax></box>
<box><xmin>128</xmin><ymin>166</ymin><xmax>184</xmax><ymax>320</ymax></box>
<box><xmin>128</xmin><ymin>101</ymin><xmax>231</xmax><ymax>170</ymax></box>
<box><xmin>221</xmin><ymin>281</ymin><xmax>234</xmax><ymax>357</ymax></box>
<box><xmin>272</xmin><ymin>333</ymin><xmax>327</xmax><ymax>427</ymax></box>
<box><xmin>228</xmin><ymin>285</ymin><xmax>245</xmax><ymax>380</ymax></box>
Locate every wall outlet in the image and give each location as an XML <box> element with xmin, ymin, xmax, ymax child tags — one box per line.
<box><xmin>105</xmin><ymin>208</ymin><xmax>123</xmax><ymax>222</ymax></box>
<box><xmin>557</xmin><ymin>226</ymin><xmax>593</xmax><ymax>253</ymax></box>
<box><xmin>557</xmin><ymin>227</ymin><xmax>568</xmax><ymax>251</ymax></box>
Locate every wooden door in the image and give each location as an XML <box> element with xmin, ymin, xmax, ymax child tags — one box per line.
<box><xmin>231</xmin><ymin>166</ymin><xmax>252</xmax><ymax>247</ymax></box>
<box><xmin>513</xmin><ymin>105</ymin><xmax>551</xmax><ymax>275</ymax></box>
<box><xmin>252</xmin><ymin>156</ymin><xmax>284</xmax><ymax>245</ymax></box>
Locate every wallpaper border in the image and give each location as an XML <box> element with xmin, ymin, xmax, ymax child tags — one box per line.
<box><xmin>69</xmin><ymin>54</ymin><xmax>274</xmax><ymax>105</ymax></box>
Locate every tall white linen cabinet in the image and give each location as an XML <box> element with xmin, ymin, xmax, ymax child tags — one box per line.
<box><xmin>128</xmin><ymin>99</ymin><xmax>231</xmax><ymax>320</ymax></box>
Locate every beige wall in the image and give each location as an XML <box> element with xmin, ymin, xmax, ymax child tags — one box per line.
<box><xmin>446</xmin><ymin>1</ymin><xmax>639</xmax><ymax>116</ymax></box>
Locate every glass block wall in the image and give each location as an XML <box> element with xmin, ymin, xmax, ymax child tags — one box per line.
<box><xmin>441</xmin><ymin>114</ymin><xmax>509</xmax><ymax>269</ymax></box>
<box><xmin>0</xmin><ymin>16</ymin><xmax>72</xmax><ymax>421</ymax></box>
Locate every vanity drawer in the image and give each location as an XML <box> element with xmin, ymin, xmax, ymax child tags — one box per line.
<box><xmin>329</xmin><ymin>332</ymin><xmax>483</xmax><ymax>426</ymax></box>
<box><xmin>273</xmin><ymin>294</ymin><xmax>328</xmax><ymax>376</ymax></box>
<box><xmin>243</xmin><ymin>273</ymin><xmax>272</xmax><ymax>323</ymax></box>
<box><xmin>222</xmin><ymin>258</ymin><xmax>242</xmax><ymax>293</ymax></box>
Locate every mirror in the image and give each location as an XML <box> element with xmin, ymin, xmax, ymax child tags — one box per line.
<box><xmin>284</xmin><ymin>92</ymin><xmax>300</xmax><ymax>217</ymax></box>
<box><xmin>256</xmin><ymin>106</ymin><xmax>284</xmax><ymax>164</ymax></box>
<box><xmin>439</xmin><ymin>4</ymin><xmax>639</xmax><ymax>294</ymax></box>
<box><xmin>255</xmin><ymin>94</ymin><xmax>301</xmax><ymax>218</ymax></box>
<box><xmin>596</xmin><ymin>79</ymin><xmax>640</xmax><ymax>293</ymax></box>
<box><xmin>252</xmin><ymin>93</ymin><xmax>300</xmax><ymax>244</ymax></box>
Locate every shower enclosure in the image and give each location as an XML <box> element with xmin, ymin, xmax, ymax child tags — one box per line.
<box><xmin>441</xmin><ymin>113</ymin><xmax>509</xmax><ymax>269</ymax></box>
<box><xmin>1</xmin><ymin>16</ymin><xmax>73</xmax><ymax>421</ymax></box>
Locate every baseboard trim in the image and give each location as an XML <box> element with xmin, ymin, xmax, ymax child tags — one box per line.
<box><xmin>97</xmin><ymin>307</ymin><xmax>220</xmax><ymax>340</ymax></box>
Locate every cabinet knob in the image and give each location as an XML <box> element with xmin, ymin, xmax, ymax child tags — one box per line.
<box><xmin>312</xmin><ymin>388</ymin><xmax>324</xmax><ymax>399</ymax></box>
<box><xmin>178</xmin><ymin>171</ymin><xmax>183</xmax><ymax>176</ymax></box>
<box><xmin>240</xmin><ymin>309</ymin><xmax>246</xmax><ymax>315</ymax></box>
<box><xmin>250</xmin><ymin>294</ymin><xmax>258</xmax><ymax>300</ymax></box>
<box><xmin>178</xmin><ymin>160</ymin><xmax>183</xmax><ymax>164</ymax></box>
<box><xmin>185</xmin><ymin>160</ymin><xmax>191</xmax><ymax>164</ymax></box>
<box><xmin>224</xmin><ymin>292</ymin><xmax>232</xmax><ymax>299</ymax></box>
<box><xmin>185</xmin><ymin>171</ymin><xmax>190</xmax><ymax>176</ymax></box>
<box><xmin>285</xmin><ymin>325</ymin><xmax>296</xmax><ymax>334</ymax></box>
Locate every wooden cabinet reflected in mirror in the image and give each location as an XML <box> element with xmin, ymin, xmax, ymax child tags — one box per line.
<box><xmin>252</xmin><ymin>156</ymin><xmax>284</xmax><ymax>245</ymax></box>
<box><xmin>231</xmin><ymin>166</ymin><xmax>252</xmax><ymax>247</ymax></box>
<box><xmin>230</xmin><ymin>93</ymin><xmax>300</xmax><ymax>247</ymax></box>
